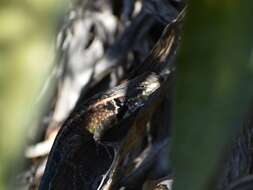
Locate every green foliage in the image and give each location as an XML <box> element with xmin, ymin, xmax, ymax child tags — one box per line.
<box><xmin>171</xmin><ymin>1</ymin><xmax>253</xmax><ymax>190</ymax></box>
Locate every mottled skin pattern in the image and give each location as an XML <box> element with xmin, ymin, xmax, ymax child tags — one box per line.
<box><xmin>81</xmin><ymin>72</ymin><xmax>161</xmax><ymax>141</ymax></box>
<box><xmin>38</xmin><ymin>72</ymin><xmax>161</xmax><ymax>190</ymax></box>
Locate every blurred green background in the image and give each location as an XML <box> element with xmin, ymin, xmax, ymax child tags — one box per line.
<box><xmin>0</xmin><ymin>1</ymin><xmax>66</xmax><ymax>189</ymax></box>
<box><xmin>172</xmin><ymin>1</ymin><xmax>253</xmax><ymax>190</ymax></box>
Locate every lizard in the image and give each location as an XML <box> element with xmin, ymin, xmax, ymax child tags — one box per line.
<box><xmin>38</xmin><ymin>9</ymin><xmax>184</xmax><ymax>190</ymax></box>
